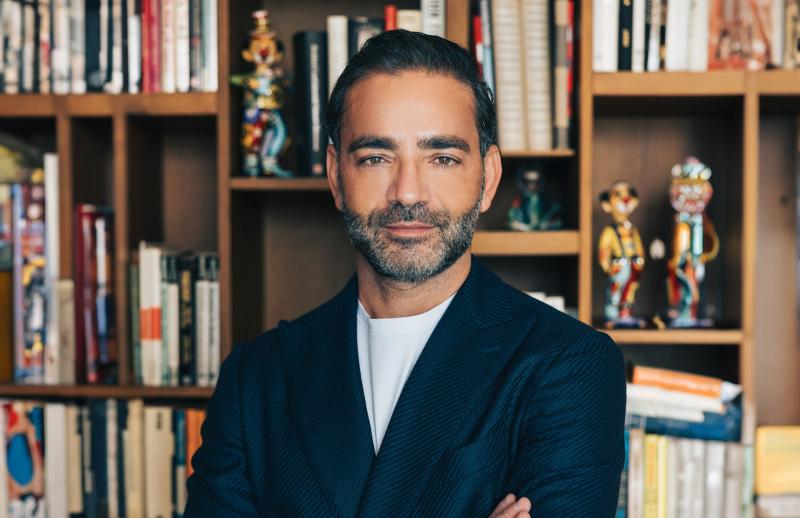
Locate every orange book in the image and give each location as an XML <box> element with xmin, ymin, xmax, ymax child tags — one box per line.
<box><xmin>632</xmin><ymin>365</ymin><xmax>723</xmax><ymax>399</ymax></box>
<box><xmin>186</xmin><ymin>409</ymin><xmax>206</xmax><ymax>478</ymax></box>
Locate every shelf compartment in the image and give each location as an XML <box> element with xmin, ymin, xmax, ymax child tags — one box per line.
<box><xmin>618</xmin><ymin>343</ymin><xmax>740</xmax><ymax>384</ymax></box>
<box><xmin>605</xmin><ymin>329</ymin><xmax>743</xmax><ymax>345</ymax></box>
<box><xmin>0</xmin><ymin>384</ymin><xmax>214</xmax><ymax>399</ymax></box>
<box><xmin>471</xmin><ymin>230</ymin><xmax>579</xmax><ymax>256</ymax></box>
<box><xmin>230</xmin><ymin>177</ymin><xmax>330</xmax><ymax>191</ymax></box>
<box><xmin>593</xmin><ymin>71</ymin><xmax>746</xmax><ymax>97</ymax></box>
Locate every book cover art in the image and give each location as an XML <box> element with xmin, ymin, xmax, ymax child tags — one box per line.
<box><xmin>708</xmin><ymin>0</ymin><xmax>773</xmax><ymax>69</ymax></box>
<box><xmin>3</xmin><ymin>401</ymin><xmax>45</xmax><ymax>518</ymax></box>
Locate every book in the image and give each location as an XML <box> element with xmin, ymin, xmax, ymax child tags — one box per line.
<box><xmin>161</xmin><ymin>252</ymin><xmax>180</xmax><ymax>386</ymax></box>
<box><xmin>756</xmin><ymin>426</ymin><xmax>800</xmax><ymax>495</ymax></box>
<box><xmin>173</xmin><ymin>408</ymin><xmax>187</xmax><ymax>517</ymax></box>
<box><xmin>177</xmin><ymin>252</ymin><xmax>195</xmax><ymax>386</ymax></box>
<box><xmin>144</xmin><ymin>406</ymin><xmax>173</xmax><ymax>518</ymax></box>
<box><xmin>347</xmin><ymin>16</ymin><xmax>381</xmax><ymax>58</ymax></box>
<box><xmin>200</xmin><ymin>0</ymin><xmax>215</xmax><ymax>91</ymax></box>
<box><xmin>45</xmin><ymin>403</ymin><xmax>68</xmax><ymax>518</ymax></box>
<box><xmin>43</xmin><ymin>154</ymin><xmax>59</xmax><ymax>385</ymax></box>
<box><xmin>396</xmin><ymin>8</ymin><xmax>421</xmax><ymax>31</ymax></box>
<box><xmin>618</xmin><ymin>0</ymin><xmax>633</xmax><ymax>70</ymax></box>
<box><xmin>521</xmin><ymin>0</ymin><xmax>552</xmax><ymax>150</ymax></box>
<box><xmin>593</xmin><ymin>0</ymin><xmax>619</xmax><ymax>71</ymax></box>
<box><xmin>326</xmin><ymin>14</ymin><xmax>347</xmax><ymax>95</ymax></box>
<box><xmin>491</xmin><ymin>0</ymin><xmax>526</xmax><ymax>151</ymax></box>
<box><xmin>421</xmin><ymin>0</ymin><xmax>445</xmax><ymax>37</ymax></box>
<box><xmin>139</xmin><ymin>241</ymin><xmax>163</xmax><ymax>386</ymax></box>
<box><xmin>628</xmin><ymin>427</ymin><xmax>644</xmax><ymax>517</ymax></box>
<box><xmin>632</xmin><ymin>365</ymin><xmax>741</xmax><ymax>401</ymax></box>
<box><xmin>293</xmin><ymin>31</ymin><xmax>328</xmax><ymax>177</ymax></box>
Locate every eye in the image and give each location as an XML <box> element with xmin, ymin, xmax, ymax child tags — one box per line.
<box><xmin>359</xmin><ymin>156</ymin><xmax>388</xmax><ymax>167</ymax></box>
<box><xmin>432</xmin><ymin>156</ymin><xmax>460</xmax><ymax>167</ymax></box>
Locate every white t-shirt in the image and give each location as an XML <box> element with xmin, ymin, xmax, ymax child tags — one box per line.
<box><xmin>356</xmin><ymin>294</ymin><xmax>455</xmax><ymax>453</ymax></box>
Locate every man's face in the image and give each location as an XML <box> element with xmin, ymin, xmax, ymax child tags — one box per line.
<box><xmin>326</xmin><ymin>71</ymin><xmax>500</xmax><ymax>284</ymax></box>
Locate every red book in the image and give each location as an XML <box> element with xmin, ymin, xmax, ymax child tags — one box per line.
<box><xmin>566</xmin><ymin>0</ymin><xmax>574</xmax><ymax>121</ymax></box>
<box><xmin>74</xmin><ymin>205</ymin><xmax>93</xmax><ymax>383</ymax></box>
<box><xmin>384</xmin><ymin>4</ymin><xmax>397</xmax><ymax>31</ymax></box>
<box><xmin>472</xmin><ymin>15</ymin><xmax>483</xmax><ymax>77</ymax></box>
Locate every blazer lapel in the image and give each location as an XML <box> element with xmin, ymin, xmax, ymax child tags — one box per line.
<box><xmin>356</xmin><ymin>258</ymin><xmax>538</xmax><ymax>517</ymax></box>
<box><xmin>279</xmin><ymin>276</ymin><xmax>375</xmax><ymax>518</ymax></box>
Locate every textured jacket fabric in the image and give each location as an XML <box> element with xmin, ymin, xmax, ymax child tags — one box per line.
<box><xmin>185</xmin><ymin>256</ymin><xmax>627</xmax><ymax>517</ymax></box>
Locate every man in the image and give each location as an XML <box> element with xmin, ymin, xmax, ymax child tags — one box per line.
<box><xmin>185</xmin><ymin>29</ymin><xmax>626</xmax><ymax>517</ymax></box>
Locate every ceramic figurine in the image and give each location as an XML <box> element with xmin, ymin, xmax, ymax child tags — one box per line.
<box><xmin>666</xmin><ymin>157</ymin><xmax>720</xmax><ymax>328</ymax></box>
<box><xmin>507</xmin><ymin>168</ymin><xmax>562</xmax><ymax>231</ymax></box>
<box><xmin>230</xmin><ymin>10</ymin><xmax>292</xmax><ymax>177</ymax></box>
<box><xmin>597</xmin><ymin>180</ymin><xmax>646</xmax><ymax>329</ymax></box>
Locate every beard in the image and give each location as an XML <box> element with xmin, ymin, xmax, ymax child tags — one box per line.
<box><xmin>339</xmin><ymin>184</ymin><xmax>483</xmax><ymax>284</ymax></box>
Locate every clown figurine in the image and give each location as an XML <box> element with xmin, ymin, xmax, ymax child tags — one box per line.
<box><xmin>666</xmin><ymin>157</ymin><xmax>720</xmax><ymax>328</ymax></box>
<box><xmin>507</xmin><ymin>168</ymin><xmax>563</xmax><ymax>231</ymax></box>
<box><xmin>597</xmin><ymin>181</ymin><xmax>646</xmax><ymax>329</ymax></box>
<box><xmin>231</xmin><ymin>10</ymin><xmax>292</xmax><ymax>177</ymax></box>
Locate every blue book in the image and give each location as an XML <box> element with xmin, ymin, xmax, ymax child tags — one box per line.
<box><xmin>89</xmin><ymin>399</ymin><xmax>108</xmax><ymax>517</ymax></box>
<box><xmin>117</xmin><ymin>400</ymin><xmax>127</xmax><ymax>516</ymax></box>
<box><xmin>616</xmin><ymin>428</ymin><xmax>629</xmax><ymax>517</ymax></box>
<box><xmin>174</xmin><ymin>409</ymin><xmax>187</xmax><ymax>517</ymax></box>
<box><xmin>627</xmin><ymin>396</ymin><xmax>742</xmax><ymax>442</ymax></box>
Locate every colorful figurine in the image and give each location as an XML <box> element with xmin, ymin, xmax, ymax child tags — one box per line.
<box><xmin>230</xmin><ymin>10</ymin><xmax>292</xmax><ymax>177</ymax></box>
<box><xmin>666</xmin><ymin>157</ymin><xmax>720</xmax><ymax>328</ymax></box>
<box><xmin>507</xmin><ymin>168</ymin><xmax>562</xmax><ymax>231</ymax></box>
<box><xmin>597</xmin><ymin>180</ymin><xmax>646</xmax><ymax>329</ymax></box>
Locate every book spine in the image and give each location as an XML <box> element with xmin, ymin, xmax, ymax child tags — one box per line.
<box><xmin>0</xmin><ymin>271</ymin><xmax>13</xmax><ymax>383</ymax></box>
<box><xmin>347</xmin><ymin>16</ymin><xmax>382</xmax><ymax>58</ymax></box>
<box><xmin>106</xmin><ymin>399</ymin><xmax>119</xmax><ymax>518</ymax></box>
<box><xmin>99</xmin><ymin>0</ymin><xmax>108</xmax><ymax>85</ymax></box>
<box><xmin>141</xmin><ymin>0</ymin><xmax>150</xmax><ymax>91</ymax></box>
<box><xmin>293</xmin><ymin>31</ymin><xmax>328</xmax><ymax>177</ymax></box>
<box><xmin>633</xmin><ymin>366</ymin><xmax>724</xmax><ymax>399</ymax></box>
<box><xmin>491</xmin><ymin>0</ymin><xmax>526</xmax><ymax>151</ymax></box>
<box><xmin>421</xmin><ymin>0</ymin><xmax>445</xmax><ymax>37</ymax></box>
<box><xmin>187</xmin><ymin>0</ymin><xmax>200</xmax><ymax>89</ymax></box>
<box><xmin>85</xmin><ymin>0</ymin><xmax>103</xmax><ymax>90</ymax></box>
<box><xmin>521</xmin><ymin>0</ymin><xmax>551</xmax><ymax>150</ymax></box>
<box><xmin>173</xmin><ymin>408</ymin><xmax>187</xmax><ymax>518</ymax></box>
<box><xmin>478</xmin><ymin>0</ymin><xmax>494</xmax><ymax>95</ymax></box>
<box><xmin>90</xmin><ymin>399</ymin><xmax>109</xmax><ymax>516</ymax></box>
<box><xmin>704</xmin><ymin>440</ymin><xmax>726</xmax><ymax>517</ymax></box>
<box><xmin>139</xmin><ymin>243</ymin><xmax>162</xmax><ymax>386</ymax></box>
<box><xmin>144</xmin><ymin>407</ymin><xmax>174</xmax><ymax>518</ymax></box>
<box><xmin>70</xmin><ymin>0</ymin><xmax>85</xmax><ymax>92</ymax></box>
<box><xmin>553</xmin><ymin>0</ymin><xmax>569</xmax><ymax>149</ymax></box>
<box><xmin>200</xmin><ymin>0</ymin><xmax>215</xmax><ymax>91</ymax></box>
<box><xmin>384</xmin><ymin>3</ymin><xmax>396</xmax><ymax>30</ymax></box>
<box><xmin>687</xmin><ymin>0</ymin><xmax>709</xmax><ymax>71</ymax></box>
<box><xmin>174</xmin><ymin>0</ymin><xmax>189</xmax><ymax>91</ymax></box>
<box><xmin>125</xmin><ymin>399</ymin><xmax>145</xmax><ymax>518</ymax></box>
<box><xmin>631</xmin><ymin>0</ymin><xmax>646</xmax><ymax>71</ymax></box>
<box><xmin>44</xmin><ymin>153</ymin><xmax>60</xmax><ymax>385</ymax></box>
<box><xmin>21</xmin><ymin>0</ymin><xmax>35</xmax><ymax>92</ymax></box>
<box><xmin>66</xmin><ymin>404</ymin><xmax>84</xmax><ymax>515</ymax></box>
<box><xmin>38</xmin><ymin>0</ymin><xmax>50</xmax><ymax>92</ymax></box>
<box><xmin>617</xmin><ymin>428</ymin><xmax>629</xmax><ymax>517</ymax></box>
<box><xmin>207</xmin><ymin>253</ymin><xmax>219</xmax><ymax>386</ymax></box>
<box><xmin>593</xmin><ymin>0</ymin><xmax>619</xmax><ymax>71</ymax></box>
<box><xmin>646</xmin><ymin>0</ymin><xmax>661</xmax><ymax>70</ymax></box>
<box><xmin>45</xmin><ymin>403</ymin><xmax>69</xmax><ymax>518</ymax></box>
<box><xmin>148</xmin><ymin>0</ymin><xmax>160</xmax><ymax>91</ymax></box>
<box><xmin>178</xmin><ymin>253</ymin><xmax>195</xmax><ymax>385</ymax></box>
<box><xmin>326</xmin><ymin>14</ymin><xmax>347</xmax><ymax>96</ymax></box>
<box><xmin>160</xmin><ymin>0</ymin><xmax>174</xmax><ymax>92</ymax></box>
<box><xmin>130</xmin><ymin>260</ymin><xmax>141</xmax><ymax>384</ymax></box>
<box><xmin>94</xmin><ymin>210</ymin><xmax>117</xmax><ymax>384</ymax></box>
<box><xmin>396</xmin><ymin>8</ymin><xmax>421</xmax><ymax>31</ymax></box>
<box><xmin>126</xmin><ymin>0</ymin><xmax>140</xmax><ymax>92</ymax></box>
<box><xmin>160</xmin><ymin>253</ymin><xmax>179</xmax><ymax>385</ymax></box>
<box><xmin>194</xmin><ymin>253</ymin><xmax>210</xmax><ymax>386</ymax></box>
<box><xmin>116</xmin><ymin>400</ymin><xmax>127</xmax><ymax>516</ymax></box>
<box><xmin>618</xmin><ymin>0</ymin><xmax>633</xmax><ymax>70</ymax></box>
<box><xmin>105</xmin><ymin>0</ymin><xmax>123</xmax><ymax>91</ymax></box>
<box><xmin>80</xmin><ymin>405</ymin><xmax>96</xmax><ymax>518</ymax></box>
<box><xmin>723</xmin><ymin>442</ymin><xmax>743</xmax><ymax>517</ymax></box>
<box><xmin>52</xmin><ymin>0</ymin><xmax>70</xmax><ymax>92</ymax></box>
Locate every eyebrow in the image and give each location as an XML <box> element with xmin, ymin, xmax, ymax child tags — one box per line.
<box><xmin>347</xmin><ymin>134</ymin><xmax>471</xmax><ymax>154</ymax></box>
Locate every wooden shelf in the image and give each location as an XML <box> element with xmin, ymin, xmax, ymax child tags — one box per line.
<box><xmin>230</xmin><ymin>177</ymin><xmax>331</xmax><ymax>191</ymax></box>
<box><xmin>593</xmin><ymin>71</ymin><xmax>747</xmax><ymax>97</ymax></box>
<box><xmin>754</xmin><ymin>70</ymin><xmax>800</xmax><ymax>95</ymax></box>
<box><xmin>501</xmin><ymin>149</ymin><xmax>575</xmax><ymax>159</ymax></box>
<box><xmin>603</xmin><ymin>329</ymin><xmax>744</xmax><ymax>345</ymax></box>
<box><xmin>0</xmin><ymin>384</ymin><xmax>214</xmax><ymax>399</ymax></box>
<box><xmin>471</xmin><ymin>230</ymin><xmax>580</xmax><ymax>256</ymax></box>
<box><xmin>0</xmin><ymin>92</ymin><xmax>217</xmax><ymax>118</ymax></box>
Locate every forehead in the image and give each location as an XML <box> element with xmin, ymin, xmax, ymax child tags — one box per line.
<box><xmin>341</xmin><ymin>71</ymin><xmax>477</xmax><ymax>144</ymax></box>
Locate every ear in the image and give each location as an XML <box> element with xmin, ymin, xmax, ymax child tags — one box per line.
<box><xmin>601</xmin><ymin>200</ymin><xmax>613</xmax><ymax>214</ymax></box>
<box><xmin>241</xmin><ymin>49</ymin><xmax>252</xmax><ymax>62</ymax></box>
<box><xmin>479</xmin><ymin>144</ymin><xmax>503</xmax><ymax>213</ymax></box>
<box><xmin>326</xmin><ymin>144</ymin><xmax>343</xmax><ymax>210</ymax></box>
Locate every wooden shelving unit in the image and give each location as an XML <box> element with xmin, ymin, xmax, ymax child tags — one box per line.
<box><xmin>0</xmin><ymin>384</ymin><xmax>213</xmax><ymax>399</ymax></box>
<box><xmin>1</xmin><ymin>0</ymin><xmax>798</xmax><ymax>424</ymax></box>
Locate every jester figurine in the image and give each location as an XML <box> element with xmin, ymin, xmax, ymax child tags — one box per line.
<box><xmin>507</xmin><ymin>168</ymin><xmax>563</xmax><ymax>231</ymax></box>
<box><xmin>597</xmin><ymin>180</ymin><xmax>646</xmax><ymax>329</ymax></box>
<box><xmin>230</xmin><ymin>10</ymin><xmax>292</xmax><ymax>177</ymax></box>
<box><xmin>666</xmin><ymin>157</ymin><xmax>720</xmax><ymax>328</ymax></box>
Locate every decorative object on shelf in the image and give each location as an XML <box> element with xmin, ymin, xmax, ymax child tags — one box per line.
<box><xmin>507</xmin><ymin>168</ymin><xmax>563</xmax><ymax>231</ymax></box>
<box><xmin>597</xmin><ymin>180</ymin><xmax>646</xmax><ymax>329</ymax></box>
<box><xmin>666</xmin><ymin>156</ymin><xmax>720</xmax><ymax>328</ymax></box>
<box><xmin>0</xmin><ymin>134</ymin><xmax>42</xmax><ymax>184</ymax></box>
<box><xmin>230</xmin><ymin>10</ymin><xmax>292</xmax><ymax>178</ymax></box>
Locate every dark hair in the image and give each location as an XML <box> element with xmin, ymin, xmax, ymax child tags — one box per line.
<box><xmin>325</xmin><ymin>29</ymin><xmax>497</xmax><ymax>157</ymax></box>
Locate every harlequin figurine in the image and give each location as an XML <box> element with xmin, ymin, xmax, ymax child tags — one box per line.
<box><xmin>597</xmin><ymin>180</ymin><xmax>646</xmax><ymax>329</ymax></box>
<box><xmin>230</xmin><ymin>10</ymin><xmax>292</xmax><ymax>177</ymax></box>
<box><xmin>666</xmin><ymin>157</ymin><xmax>720</xmax><ymax>328</ymax></box>
<box><xmin>507</xmin><ymin>168</ymin><xmax>562</xmax><ymax>231</ymax></box>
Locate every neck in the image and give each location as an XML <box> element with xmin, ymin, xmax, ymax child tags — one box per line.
<box><xmin>356</xmin><ymin>253</ymin><xmax>471</xmax><ymax>319</ymax></box>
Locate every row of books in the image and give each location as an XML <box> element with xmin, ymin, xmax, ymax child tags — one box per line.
<box><xmin>131</xmin><ymin>244</ymin><xmax>220</xmax><ymax>387</ymax></box>
<box><xmin>470</xmin><ymin>0</ymin><xmax>574</xmax><ymax>152</ymax></box>
<box><xmin>0</xmin><ymin>399</ymin><xmax>205</xmax><ymax>518</ymax></box>
<box><xmin>291</xmin><ymin>2</ymin><xmax>446</xmax><ymax>177</ymax></box>
<box><xmin>0</xmin><ymin>0</ymin><xmax>218</xmax><ymax>94</ymax></box>
<box><xmin>593</xmin><ymin>0</ymin><xmax>800</xmax><ymax>72</ymax></box>
<box><xmin>617</xmin><ymin>365</ymin><xmax>752</xmax><ymax>517</ymax></box>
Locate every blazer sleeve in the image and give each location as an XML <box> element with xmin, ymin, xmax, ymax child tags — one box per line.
<box><xmin>185</xmin><ymin>343</ymin><xmax>259</xmax><ymax>517</ymax></box>
<box><xmin>505</xmin><ymin>331</ymin><xmax>627</xmax><ymax>517</ymax></box>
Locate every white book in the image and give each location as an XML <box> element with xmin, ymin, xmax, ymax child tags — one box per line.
<box><xmin>174</xmin><ymin>0</ymin><xmax>190</xmax><ymax>92</ymax></box>
<box><xmin>421</xmin><ymin>0</ymin><xmax>445</xmax><ymax>37</ymax></box>
<box><xmin>626</xmin><ymin>383</ymin><xmax>725</xmax><ymax>414</ymax></box>
<box><xmin>195</xmin><ymin>275</ymin><xmax>210</xmax><ymax>386</ymax></box>
<box><xmin>479</xmin><ymin>0</ymin><xmax>495</xmax><ymax>95</ymax></box>
<box><xmin>628</xmin><ymin>428</ymin><xmax>645</xmax><ymax>518</ymax></box>
<box><xmin>107</xmin><ymin>400</ymin><xmax>119</xmax><ymax>518</ymax></box>
<box><xmin>593</xmin><ymin>0</ymin><xmax>619</xmax><ymax>71</ymax></box>
<box><xmin>689</xmin><ymin>439</ymin><xmax>706</xmax><ymax>518</ymax></box>
<box><xmin>666</xmin><ymin>436</ymin><xmax>679</xmax><ymax>518</ymax></box>
<box><xmin>70</xmin><ymin>0</ymin><xmax>86</xmax><ymax>92</ymax></box>
<box><xmin>44</xmin><ymin>153</ymin><xmax>60</xmax><ymax>385</ymax></box>
<box><xmin>665</xmin><ymin>0</ymin><xmax>690</xmax><ymax>70</ymax></box>
<box><xmin>723</xmin><ymin>442</ymin><xmax>743</xmax><ymax>518</ymax></box>
<box><xmin>676</xmin><ymin>439</ymin><xmax>694</xmax><ymax>517</ymax></box>
<box><xmin>58</xmin><ymin>279</ymin><xmax>76</xmax><ymax>384</ymax></box>
<box><xmin>627</xmin><ymin>399</ymin><xmax>706</xmax><ymax>422</ymax></box>
<box><xmin>165</xmin><ymin>268</ymin><xmax>179</xmax><ymax>386</ymax></box>
<box><xmin>161</xmin><ymin>0</ymin><xmax>176</xmax><ymax>92</ymax></box>
<box><xmin>201</xmin><ymin>0</ymin><xmax>217</xmax><ymax>91</ymax></box>
<box><xmin>742</xmin><ymin>445</ymin><xmax>755</xmax><ymax>518</ymax></box>
<box><xmin>52</xmin><ymin>0</ymin><xmax>71</xmax><ymax>93</ymax></box>
<box><xmin>66</xmin><ymin>404</ymin><xmax>83</xmax><ymax>515</ymax></box>
<box><xmin>705</xmin><ymin>440</ymin><xmax>726</xmax><ymax>517</ymax></box>
<box><xmin>23</xmin><ymin>0</ymin><xmax>35</xmax><ymax>92</ymax></box>
<box><xmin>3</xmin><ymin>0</ymin><xmax>22</xmax><ymax>93</ymax></box>
<box><xmin>145</xmin><ymin>407</ymin><xmax>174</xmax><ymax>518</ymax></box>
<box><xmin>105</xmin><ymin>0</ymin><xmax>124</xmax><ymax>92</ymax></box>
<box><xmin>327</xmin><ymin>15</ymin><xmax>348</xmax><ymax>96</ymax></box>
<box><xmin>632</xmin><ymin>0</ymin><xmax>646</xmax><ymax>71</ymax></box>
<box><xmin>756</xmin><ymin>495</ymin><xmax>800</xmax><ymax>517</ymax></box>
<box><xmin>100</xmin><ymin>0</ymin><xmax>109</xmax><ymax>84</ymax></box>
<box><xmin>687</xmin><ymin>0</ymin><xmax>710</xmax><ymax>71</ymax></box>
<box><xmin>521</xmin><ymin>0</ymin><xmax>552</xmax><ymax>150</ymax></box>
<box><xmin>127</xmin><ymin>0</ymin><xmax>141</xmax><ymax>93</ymax></box>
<box><xmin>491</xmin><ymin>0</ymin><xmax>526</xmax><ymax>151</ymax></box>
<box><xmin>396</xmin><ymin>9</ymin><xmax>421</xmax><ymax>31</ymax></box>
<box><xmin>208</xmin><ymin>276</ymin><xmax>220</xmax><ymax>386</ymax></box>
<box><xmin>0</xmin><ymin>407</ymin><xmax>7</xmax><ymax>514</ymax></box>
<box><xmin>646</xmin><ymin>0</ymin><xmax>662</xmax><ymax>71</ymax></box>
<box><xmin>771</xmin><ymin>0</ymin><xmax>784</xmax><ymax>67</ymax></box>
<box><xmin>45</xmin><ymin>404</ymin><xmax>68</xmax><ymax>518</ymax></box>
<box><xmin>124</xmin><ymin>399</ymin><xmax>145</xmax><ymax>518</ymax></box>
<box><xmin>38</xmin><ymin>0</ymin><xmax>51</xmax><ymax>93</ymax></box>
<box><xmin>139</xmin><ymin>242</ymin><xmax>163</xmax><ymax>386</ymax></box>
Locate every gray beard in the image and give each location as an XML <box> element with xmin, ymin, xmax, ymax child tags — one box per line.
<box><xmin>339</xmin><ymin>188</ymin><xmax>483</xmax><ymax>284</ymax></box>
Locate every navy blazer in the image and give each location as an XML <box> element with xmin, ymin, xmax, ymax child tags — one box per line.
<box><xmin>185</xmin><ymin>257</ymin><xmax>627</xmax><ymax>517</ymax></box>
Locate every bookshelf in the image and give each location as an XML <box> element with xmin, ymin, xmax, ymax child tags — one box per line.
<box><xmin>0</xmin><ymin>0</ymin><xmax>798</xmax><ymax>428</ymax></box>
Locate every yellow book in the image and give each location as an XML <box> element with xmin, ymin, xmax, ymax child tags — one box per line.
<box><xmin>756</xmin><ymin>426</ymin><xmax>800</xmax><ymax>495</ymax></box>
<box><xmin>657</xmin><ymin>435</ymin><xmax>668</xmax><ymax>518</ymax></box>
<box><xmin>644</xmin><ymin>434</ymin><xmax>660</xmax><ymax>518</ymax></box>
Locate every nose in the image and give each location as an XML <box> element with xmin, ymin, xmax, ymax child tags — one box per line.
<box><xmin>387</xmin><ymin>158</ymin><xmax>429</xmax><ymax>207</ymax></box>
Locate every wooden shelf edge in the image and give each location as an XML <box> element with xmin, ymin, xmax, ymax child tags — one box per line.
<box><xmin>230</xmin><ymin>177</ymin><xmax>331</xmax><ymax>191</ymax></box>
<box><xmin>501</xmin><ymin>149</ymin><xmax>575</xmax><ymax>159</ymax></box>
<box><xmin>593</xmin><ymin>71</ymin><xmax>747</xmax><ymax>97</ymax></box>
<box><xmin>754</xmin><ymin>69</ymin><xmax>800</xmax><ymax>95</ymax></box>
<box><xmin>602</xmin><ymin>328</ymin><xmax>744</xmax><ymax>345</ymax></box>
<box><xmin>0</xmin><ymin>384</ymin><xmax>215</xmax><ymax>399</ymax></box>
<box><xmin>0</xmin><ymin>92</ymin><xmax>218</xmax><ymax>117</ymax></box>
<box><xmin>471</xmin><ymin>230</ymin><xmax>580</xmax><ymax>256</ymax></box>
